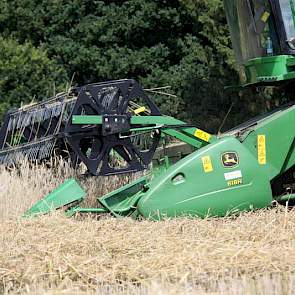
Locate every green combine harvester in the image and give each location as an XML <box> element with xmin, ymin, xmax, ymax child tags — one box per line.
<box><xmin>6</xmin><ymin>0</ymin><xmax>295</xmax><ymax>219</ymax></box>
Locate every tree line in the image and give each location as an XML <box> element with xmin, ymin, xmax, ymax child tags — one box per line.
<box><xmin>0</xmin><ymin>0</ymin><xmax>280</xmax><ymax>132</ymax></box>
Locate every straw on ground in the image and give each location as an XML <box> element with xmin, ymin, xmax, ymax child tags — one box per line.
<box><xmin>0</xmin><ymin>161</ymin><xmax>294</xmax><ymax>294</ymax></box>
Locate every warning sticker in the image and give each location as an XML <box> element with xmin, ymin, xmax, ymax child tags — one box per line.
<box><xmin>261</xmin><ymin>11</ymin><xmax>270</xmax><ymax>23</ymax></box>
<box><xmin>194</xmin><ymin>129</ymin><xmax>211</xmax><ymax>142</ymax></box>
<box><xmin>201</xmin><ymin>155</ymin><xmax>213</xmax><ymax>173</ymax></box>
<box><xmin>257</xmin><ymin>135</ymin><xmax>266</xmax><ymax>165</ymax></box>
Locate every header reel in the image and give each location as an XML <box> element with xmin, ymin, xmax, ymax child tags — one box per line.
<box><xmin>0</xmin><ymin>93</ymin><xmax>76</xmax><ymax>166</ymax></box>
<box><xmin>64</xmin><ymin>79</ymin><xmax>163</xmax><ymax>176</ymax></box>
<box><xmin>0</xmin><ymin>79</ymin><xmax>168</xmax><ymax>176</ymax></box>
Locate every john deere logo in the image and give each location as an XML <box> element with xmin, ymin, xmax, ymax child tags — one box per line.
<box><xmin>221</xmin><ymin>152</ymin><xmax>239</xmax><ymax>168</ymax></box>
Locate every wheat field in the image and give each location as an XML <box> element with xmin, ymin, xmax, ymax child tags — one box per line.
<box><xmin>0</xmin><ymin>161</ymin><xmax>294</xmax><ymax>294</ymax></box>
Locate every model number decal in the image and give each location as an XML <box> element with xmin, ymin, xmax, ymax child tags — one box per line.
<box><xmin>227</xmin><ymin>178</ymin><xmax>243</xmax><ymax>187</ymax></box>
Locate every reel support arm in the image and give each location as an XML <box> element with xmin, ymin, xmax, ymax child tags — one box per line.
<box><xmin>71</xmin><ymin>114</ymin><xmax>216</xmax><ymax>149</ymax></box>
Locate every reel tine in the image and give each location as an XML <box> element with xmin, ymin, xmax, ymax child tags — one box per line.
<box><xmin>0</xmin><ymin>136</ymin><xmax>57</xmax><ymax>165</ymax></box>
<box><xmin>113</xmin><ymin>145</ymin><xmax>132</xmax><ymax>163</ymax></box>
<box><xmin>0</xmin><ymin>91</ymin><xmax>76</xmax><ymax>158</ymax></box>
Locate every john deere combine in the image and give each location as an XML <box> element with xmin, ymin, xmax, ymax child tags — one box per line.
<box><xmin>3</xmin><ymin>0</ymin><xmax>295</xmax><ymax>219</ymax></box>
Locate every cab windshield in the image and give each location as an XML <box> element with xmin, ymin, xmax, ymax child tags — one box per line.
<box><xmin>224</xmin><ymin>0</ymin><xmax>279</xmax><ymax>64</ymax></box>
<box><xmin>279</xmin><ymin>0</ymin><xmax>295</xmax><ymax>40</ymax></box>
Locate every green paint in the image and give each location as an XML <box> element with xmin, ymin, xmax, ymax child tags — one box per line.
<box><xmin>137</xmin><ymin>136</ymin><xmax>272</xmax><ymax>220</ymax></box>
<box><xmin>99</xmin><ymin>176</ymin><xmax>148</xmax><ymax>217</ymax></box>
<box><xmin>241</xmin><ymin>104</ymin><xmax>295</xmax><ymax>180</ymax></box>
<box><xmin>130</xmin><ymin>116</ymin><xmax>185</xmax><ymax>125</ymax></box>
<box><xmin>243</xmin><ymin>55</ymin><xmax>295</xmax><ymax>85</ymax></box>
<box><xmin>72</xmin><ymin>115</ymin><xmax>102</xmax><ymax>124</ymax></box>
<box><xmin>162</xmin><ymin>129</ymin><xmax>205</xmax><ymax>148</ymax></box>
<box><xmin>72</xmin><ymin>115</ymin><xmax>216</xmax><ymax>148</ymax></box>
<box><xmin>72</xmin><ymin>115</ymin><xmax>185</xmax><ymax>126</ymax></box>
<box><xmin>275</xmin><ymin>193</ymin><xmax>295</xmax><ymax>202</ymax></box>
<box><xmin>24</xmin><ymin>178</ymin><xmax>86</xmax><ymax>217</ymax></box>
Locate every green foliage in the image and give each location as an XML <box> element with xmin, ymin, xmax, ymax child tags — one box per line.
<box><xmin>0</xmin><ymin>37</ymin><xmax>68</xmax><ymax>117</ymax></box>
<box><xmin>0</xmin><ymin>0</ymin><xmax>270</xmax><ymax>131</ymax></box>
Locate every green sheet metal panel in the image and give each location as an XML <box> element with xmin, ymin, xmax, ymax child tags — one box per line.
<box><xmin>24</xmin><ymin>178</ymin><xmax>86</xmax><ymax>217</ymax></box>
<box><xmin>244</xmin><ymin>55</ymin><xmax>295</xmax><ymax>85</ymax></box>
<box><xmin>99</xmin><ymin>176</ymin><xmax>148</xmax><ymax>216</ymax></box>
<box><xmin>241</xmin><ymin>103</ymin><xmax>295</xmax><ymax>180</ymax></box>
<box><xmin>137</xmin><ymin>137</ymin><xmax>272</xmax><ymax>220</ymax></box>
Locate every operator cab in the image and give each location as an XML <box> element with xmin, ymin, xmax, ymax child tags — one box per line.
<box><xmin>224</xmin><ymin>0</ymin><xmax>295</xmax><ymax>85</ymax></box>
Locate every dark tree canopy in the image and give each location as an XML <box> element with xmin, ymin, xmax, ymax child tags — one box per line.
<box><xmin>0</xmin><ymin>37</ymin><xmax>68</xmax><ymax>116</ymax></box>
<box><xmin>0</xmin><ymin>0</ymin><xmax>277</xmax><ymax>131</ymax></box>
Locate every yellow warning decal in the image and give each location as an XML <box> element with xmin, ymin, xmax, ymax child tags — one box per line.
<box><xmin>194</xmin><ymin>128</ymin><xmax>211</xmax><ymax>142</ymax></box>
<box><xmin>261</xmin><ymin>11</ymin><xmax>270</xmax><ymax>23</ymax></box>
<box><xmin>257</xmin><ymin>135</ymin><xmax>266</xmax><ymax>165</ymax></box>
<box><xmin>201</xmin><ymin>155</ymin><xmax>213</xmax><ymax>173</ymax></box>
<box><xmin>133</xmin><ymin>106</ymin><xmax>146</xmax><ymax>115</ymax></box>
